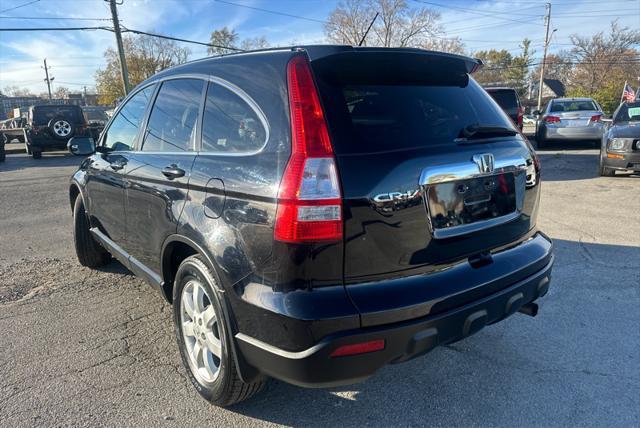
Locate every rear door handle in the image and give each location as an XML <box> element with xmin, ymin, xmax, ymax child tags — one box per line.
<box><xmin>162</xmin><ymin>164</ymin><xmax>185</xmax><ymax>179</ymax></box>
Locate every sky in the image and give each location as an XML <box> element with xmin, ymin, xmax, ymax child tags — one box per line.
<box><xmin>0</xmin><ymin>0</ymin><xmax>639</xmax><ymax>95</ymax></box>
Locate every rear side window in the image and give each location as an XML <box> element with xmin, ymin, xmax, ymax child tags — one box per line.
<box><xmin>142</xmin><ymin>79</ymin><xmax>204</xmax><ymax>152</ymax></box>
<box><xmin>201</xmin><ymin>82</ymin><xmax>267</xmax><ymax>153</ymax></box>
<box><xmin>32</xmin><ymin>106</ymin><xmax>83</xmax><ymax>125</ymax></box>
<box><xmin>486</xmin><ymin>90</ymin><xmax>519</xmax><ymax>110</ymax></box>
<box><xmin>318</xmin><ymin>78</ymin><xmax>513</xmax><ymax>154</ymax></box>
<box><xmin>614</xmin><ymin>102</ymin><xmax>640</xmax><ymax>121</ymax></box>
<box><xmin>550</xmin><ymin>100</ymin><xmax>598</xmax><ymax>113</ymax></box>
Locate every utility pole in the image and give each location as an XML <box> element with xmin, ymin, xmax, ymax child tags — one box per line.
<box><xmin>536</xmin><ymin>2</ymin><xmax>552</xmax><ymax>112</ymax></box>
<box><xmin>108</xmin><ymin>0</ymin><xmax>130</xmax><ymax>95</ymax></box>
<box><xmin>43</xmin><ymin>58</ymin><xmax>53</xmax><ymax>101</ymax></box>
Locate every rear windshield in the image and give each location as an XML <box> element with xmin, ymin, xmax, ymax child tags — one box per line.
<box><xmin>317</xmin><ymin>77</ymin><xmax>515</xmax><ymax>154</ymax></box>
<box><xmin>485</xmin><ymin>89</ymin><xmax>519</xmax><ymax>109</ymax></box>
<box><xmin>549</xmin><ymin>100</ymin><xmax>597</xmax><ymax>113</ymax></box>
<box><xmin>614</xmin><ymin>102</ymin><xmax>640</xmax><ymax>122</ymax></box>
<box><xmin>32</xmin><ymin>106</ymin><xmax>83</xmax><ymax>124</ymax></box>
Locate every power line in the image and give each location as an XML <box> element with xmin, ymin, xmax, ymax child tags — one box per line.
<box><xmin>212</xmin><ymin>0</ymin><xmax>327</xmax><ymax>24</ymax></box>
<box><xmin>121</xmin><ymin>27</ymin><xmax>244</xmax><ymax>51</ymax></box>
<box><xmin>413</xmin><ymin>0</ymin><xmax>544</xmax><ymax>25</ymax></box>
<box><xmin>0</xmin><ymin>26</ymin><xmax>112</xmax><ymax>31</ymax></box>
<box><xmin>0</xmin><ymin>0</ymin><xmax>40</xmax><ymax>14</ymax></box>
<box><xmin>0</xmin><ymin>16</ymin><xmax>111</xmax><ymax>21</ymax></box>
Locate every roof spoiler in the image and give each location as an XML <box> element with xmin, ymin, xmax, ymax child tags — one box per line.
<box><xmin>295</xmin><ymin>45</ymin><xmax>483</xmax><ymax>74</ymax></box>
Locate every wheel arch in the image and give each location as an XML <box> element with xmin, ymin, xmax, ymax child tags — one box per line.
<box><xmin>161</xmin><ymin>233</ymin><xmax>263</xmax><ymax>384</ymax></box>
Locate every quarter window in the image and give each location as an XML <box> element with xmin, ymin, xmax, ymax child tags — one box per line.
<box><xmin>201</xmin><ymin>82</ymin><xmax>266</xmax><ymax>153</ymax></box>
<box><xmin>103</xmin><ymin>85</ymin><xmax>155</xmax><ymax>151</ymax></box>
<box><xmin>142</xmin><ymin>79</ymin><xmax>204</xmax><ymax>152</ymax></box>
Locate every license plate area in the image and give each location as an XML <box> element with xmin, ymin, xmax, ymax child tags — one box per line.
<box><xmin>426</xmin><ymin>172</ymin><xmax>519</xmax><ymax>239</ymax></box>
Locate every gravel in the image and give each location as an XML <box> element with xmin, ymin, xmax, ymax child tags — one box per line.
<box><xmin>0</xmin><ymin>147</ymin><xmax>638</xmax><ymax>427</ymax></box>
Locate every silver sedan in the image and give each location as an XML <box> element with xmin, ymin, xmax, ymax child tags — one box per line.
<box><xmin>535</xmin><ymin>97</ymin><xmax>605</xmax><ymax>147</ymax></box>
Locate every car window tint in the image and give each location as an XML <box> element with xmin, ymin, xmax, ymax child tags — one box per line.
<box><xmin>486</xmin><ymin>90</ymin><xmax>518</xmax><ymax>109</ymax></box>
<box><xmin>614</xmin><ymin>102</ymin><xmax>640</xmax><ymax>121</ymax></box>
<box><xmin>318</xmin><ymin>78</ymin><xmax>513</xmax><ymax>154</ymax></box>
<box><xmin>104</xmin><ymin>85</ymin><xmax>155</xmax><ymax>151</ymax></box>
<box><xmin>32</xmin><ymin>106</ymin><xmax>83</xmax><ymax>124</ymax></box>
<box><xmin>142</xmin><ymin>79</ymin><xmax>204</xmax><ymax>152</ymax></box>
<box><xmin>550</xmin><ymin>100</ymin><xmax>597</xmax><ymax>112</ymax></box>
<box><xmin>201</xmin><ymin>82</ymin><xmax>266</xmax><ymax>153</ymax></box>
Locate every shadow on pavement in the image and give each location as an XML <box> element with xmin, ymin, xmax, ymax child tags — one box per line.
<box><xmin>0</xmin><ymin>152</ymin><xmax>84</xmax><ymax>173</ymax></box>
<box><xmin>228</xmin><ymin>238</ymin><xmax>640</xmax><ymax>426</ymax></box>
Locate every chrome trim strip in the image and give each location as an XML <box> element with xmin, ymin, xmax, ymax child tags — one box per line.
<box><xmin>419</xmin><ymin>155</ymin><xmax>527</xmax><ymax>185</ymax></box>
<box><xmin>432</xmin><ymin>211</ymin><xmax>521</xmax><ymax>239</ymax></box>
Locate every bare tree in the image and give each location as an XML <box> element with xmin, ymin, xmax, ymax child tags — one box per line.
<box><xmin>568</xmin><ymin>21</ymin><xmax>640</xmax><ymax>96</ymax></box>
<box><xmin>420</xmin><ymin>37</ymin><xmax>466</xmax><ymax>55</ymax></box>
<box><xmin>208</xmin><ymin>27</ymin><xmax>240</xmax><ymax>55</ymax></box>
<box><xmin>2</xmin><ymin>86</ymin><xmax>35</xmax><ymax>97</ymax></box>
<box><xmin>95</xmin><ymin>34</ymin><xmax>191</xmax><ymax>105</ymax></box>
<box><xmin>325</xmin><ymin>0</ymin><xmax>443</xmax><ymax>47</ymax></box>
<box><xmin>240</xmin><ymin>36</ymin><xmax>270</xmax><ymax>51</ymax></box>
<box><xmin>53</xmin><ymin>86</ymin><xmax>70</xmax><ymax>99</ymax></box>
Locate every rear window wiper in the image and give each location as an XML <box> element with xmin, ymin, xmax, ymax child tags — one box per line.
<box><xmin>457</xmin><ymin>124</ymin><xmax>517</xmax><ymax>141</ymax></box>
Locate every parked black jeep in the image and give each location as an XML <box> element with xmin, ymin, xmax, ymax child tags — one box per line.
<box><xmin>69</xmin><ymin>46</ymin><xmax>553</xmax><ymax>406</ymax></box>
<box><xmin>24</xmin><ymin>104</ymin><xmax>87</xmax><ymax>158</ymax></box>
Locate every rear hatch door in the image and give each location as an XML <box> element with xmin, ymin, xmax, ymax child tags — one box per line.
<box><xmin>311</xmin><ymin>49</ymin><xmax>540</xmax><ymax>294</ymax></box>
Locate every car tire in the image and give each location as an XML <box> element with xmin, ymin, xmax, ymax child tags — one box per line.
<box><xmin>599</xmin><ymin>162</ymin><xmax>615</xmax><ymax>177</ymax></box>
<box><xmin>31</xmin><ymin>150</ymin><xmax>42</xmax><ymax>159</ymax></box>
<box><xmin>173</xmin><ymin>255</ymin><xmax>265</xmax><ymax>407</ymax></box>
<box><xmin>73</xmin><ymin>196</ymin><xmax>111</xmax><ymax>267</ymax></box>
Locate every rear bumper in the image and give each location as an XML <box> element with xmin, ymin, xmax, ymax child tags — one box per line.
<box><xmin>235</xmin><ymin>236</ymin><xmax>554</xmax><ymax>388</ymax></box>
<box><xmin>543</xmin><ymin>125</ymin><xmax>603</xmax><ymax>140</ymax></box>
<box><xmin>603</xmin><ymin>151</ymin><xmax>640</xmax><ymax>171</ymax></box>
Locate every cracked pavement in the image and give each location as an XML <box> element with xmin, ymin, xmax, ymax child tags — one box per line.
<box><xmin>1</xmin><ymin>147</ymin><xmax>639</xmax><ymax>427</ymax></box>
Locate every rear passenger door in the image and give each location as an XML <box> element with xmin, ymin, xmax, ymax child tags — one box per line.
<box><xmin>124</xmin><ymin>78</ymin><xmax>205</xmax><ymax>276</ymax></box>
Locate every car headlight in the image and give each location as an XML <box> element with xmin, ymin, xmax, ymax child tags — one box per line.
<box><xmin>608</xmin><ymin>138</ymin><xmax>630</xmax><ymax>151</ymax></box>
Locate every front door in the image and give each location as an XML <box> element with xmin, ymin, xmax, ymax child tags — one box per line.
<box><xmin>124</xmin><ymin>78</ymin><xmax>204</xmax><ymax>275</ymax></box>
<box><xmin>85</xmin><ymin>84</ymin><xmax>156</xmax><ymax>245</ymax></box>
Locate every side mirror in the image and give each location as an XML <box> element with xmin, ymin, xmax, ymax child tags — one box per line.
<box><xmin>67</xmin><ymin>136</ymin><xmax>96</xmax><ymax>156</ymax></box>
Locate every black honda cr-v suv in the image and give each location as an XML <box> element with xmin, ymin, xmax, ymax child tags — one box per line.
<box><xmin>70</xmin><ymin>46</ymin><xmax>553</xmax><ymax>406</ymax></box>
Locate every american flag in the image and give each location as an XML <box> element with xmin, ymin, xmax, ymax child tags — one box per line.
<box><xmin>622</xmin><ymin>82</ymin><xmax>636</xmax><ymax>102</ymax></box>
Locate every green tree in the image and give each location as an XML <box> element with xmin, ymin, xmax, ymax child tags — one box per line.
<box><xmin>472</xmin><ymin>49</ymin><xmax>513</xmax><ymax>85</ymax></box>
<box><xmin>95</xmin><ymin>34</ymin><xmax>190</xmax><ymax>105</ymax></box>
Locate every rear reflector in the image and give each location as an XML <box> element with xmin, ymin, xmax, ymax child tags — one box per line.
<box><xmin>544</xmin><ymin>116</ymin><xmax>560</xmax><ymax>123</ymax></box>
<box><xmin>330</xmin><ymin>339</ymin><xmax>386</xmax><ymax>358</ymax></box>
<box><xmin>275</xmin><ymin>54</ymin><xmax>343</xmax><ymax>243</ymax></box>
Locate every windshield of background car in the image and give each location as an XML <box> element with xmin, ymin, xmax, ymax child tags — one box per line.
<box><xmin>32</xmin><ymin>106</ymin><xmax>83</xmax><ymax>125</ymax></box>
<box><xmin>614</xmin><ymin>102</ymin><xmax>640</xmax><ymax>122</ymax></box>
<box><xmin>486</xmin><ymin>90</ymin><xmax>519</xmax><ymax>110</ymax></box>
<box><xmin>316</xmin><ymin>76</ymin><xmax>514</xmax><ymax>155</ymax></box>
<box><xmin>549</xmin><ymin>100</ymin><xmax>598</xmax><ymax>113</ymax></box>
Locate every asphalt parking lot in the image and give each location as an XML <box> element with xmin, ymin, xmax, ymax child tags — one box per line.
<box><xmin>1</xmin><ymin>145</ymin><xmax>639</xmax><ymax>427</ymax></box>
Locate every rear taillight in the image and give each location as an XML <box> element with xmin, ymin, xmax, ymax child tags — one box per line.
<box><xmin>544</xmin><ymin>115</ymin><xmax>560</xmax><ymax>123</ymax></box>
<box><xmin>274</xmin><ymin>55</ymin><xmax>343</xmax><ymax>243</ymax></box>
<box><xmin>590</xmin><ymin>114</ymin><xmax>602</xmax><ymax>122</ymax></box>
<box><xmin>517</xmin><ymin>107</ymin><xmax>524</xmax><ymax>126</ymax></box>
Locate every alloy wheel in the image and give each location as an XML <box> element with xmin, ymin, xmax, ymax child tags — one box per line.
<box><xmin>180</xmin><ymin>280</ymin><xmax>223</xmax><ymax>384</ymax></box>
<box><xmin>53</xmin><ymin>120</ymin><xmax>72</xmax><ymax>137</ymax></box>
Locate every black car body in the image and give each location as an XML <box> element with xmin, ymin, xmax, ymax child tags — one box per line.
<box><xmin>599</xmin><ymin>101</ymin><xmax>640</xmax><ymax>176</ymax></box>
<box><xmin>484</xmin><ymin>87</ymin><xmax>524</xmax><ymax>130</ymax></box>
<box><xmin>69</xmin><ymin>46</ymin><xmax>553</xmax><ymax>405</ymax></box>
<box><xmin>24</xmin><ymin>104</ymin><xmax>87</xmax><ymax>157</ymax></box>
